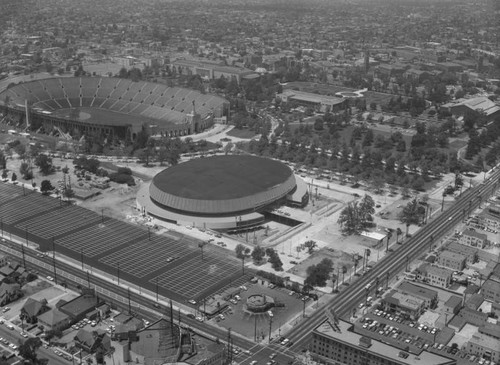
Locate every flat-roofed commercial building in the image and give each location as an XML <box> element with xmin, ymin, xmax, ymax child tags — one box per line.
<box><xmin>310</xmin><ymin>319</ymin><xmax>456</xmax><ymax>365</ymax></box>
<box><xmin>382</xmin><ymin>291</ymin><xmax>426</xmax><ymax>320</ymax></box>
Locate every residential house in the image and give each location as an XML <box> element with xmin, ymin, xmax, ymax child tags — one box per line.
<box><xmin>0</xmin><ymin>254</ymin><xmax>8</xmax><ymax>267</ymax></box>
<box><xmin>437</xmin><ymin>250</ymin><xmax>466</xmax><ymax>271</ymax></box>
<box><xmin>460</xmin><ymin>229</ymin><xmax>488</xmax><ymax>248</ymax></box>
<box><xmin>74</xmin><ymin>328</ymin><xmax>111</xmax><ymax>354</ymax></box>
<box><xmin>59</xmin><ymin>291</ymin><xmax>104</xmax><ymax>324</ymax></box>
<box><xmin>0</xmin><ymin>282</ymin><xmax>22</xmax><ymax>306</ymax></box>
<box><xmin>481</xmin><ymin>279</ymin><xmax>500</xmax><ymax>303</ymax></box>
<box><xmin>20</xmin><ymin>298</ymin><xmax>50</xmax><ymax>324</ymax></box>
<box><xmin>37</xmin><ymin>309</ymin><xmax>70</xmax><ymax>332</ymax></box>
<box><xmin>382</xmin><ymin>291</ymin><xmax>426</xmax><ymax>320</ymax></box>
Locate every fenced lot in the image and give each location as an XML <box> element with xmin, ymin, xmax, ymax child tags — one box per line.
<box><xmin>0</xmin><ymin>183</ymin><xmax>24</xmax><ymax>204</ymax></box>
<box><xmin>151</xmin><ymin>247</ymin><xmax>243</xmax><ymax>300</ymax></box>
<box><xmin>2</xmin><ymin>192</ymin><xmax>60</xmax><ymax>224</ymax></box>
<box><xmin>99</xmin><ymin>234</ymin><xmax>192</xmax><ymax>278</ymax></box>
<box><xmin>55</xmin><ymin>219</ymin><xmax>147</xmax><ymax>257</ymax></box>
<box><xmin>15</xmin><ymin>204</ymin><xmax>101</xmax><ymax>239</ymax></box>
<box><xmin>0</xmin><ymin>183</ymin><xmax>251</xmax><ymax>302</ymax></box>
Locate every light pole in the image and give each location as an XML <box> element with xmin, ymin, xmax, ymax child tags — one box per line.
<box><xmin>117</xmin><ymin>262</ymin><xmax>120</xmax><ymax>285</ymax></box>
<box><xmin>155</xmin><ymin>277</ymin><xmax>159</xmax><ymax>302</ymax></box>
<box><xmin>80</xmin><ymin>249</ymin><xmax>84</xmax><ymax>270</ymax></box>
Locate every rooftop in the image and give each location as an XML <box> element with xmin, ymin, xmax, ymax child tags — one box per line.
<box><xmin>314</xmin><ymin>319</ymin><xmax>454</xmax><ymax>365</ymax></box>
<box><xmin>385</xmin><ymin>291</ymin><xmax>425</xmax><ymax>311</ymax></box>
<box><xmin>438</xmin><ymin>250</ymin><xmax>466</xmax><ymax>262</ymax></box>
<box><xmin>462</xmin><ymin>229</ymin><xmax>488</xmax><ymax>240</ymax></box>
<box><xmin>398</xmin><ymin>281</ymin><xmax>438</xmax><ymax>300</ymax></box>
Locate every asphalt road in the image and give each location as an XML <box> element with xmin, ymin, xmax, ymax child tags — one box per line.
<box><xmin>1</xmin><ymin>169</ymin><xmax>498</xmax><ymax>365</ymax></box>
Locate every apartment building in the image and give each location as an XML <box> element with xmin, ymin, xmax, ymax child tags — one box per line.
<box><xmin>481</xmin><ymin>279</ymin><xmax>500</xmax><ymax>303</ymax></box>
<box><xmin>466</xmin><ymin>332</ymin><xmax>500</xmax><ymax>363</ymax></box>
<box><xmin>415</xmin><ymin>264</ymin><xmax>453</xmax><ymax>288</ymax></box>
<box><xmin>460</xmin><ymin>229</ymin><xmax>488</xmax><ymax>248</ymax></box>
<box><xmin>437</xmin><ymin>250</ymin><xmax>466</xmax><ymax>271</ymax></box>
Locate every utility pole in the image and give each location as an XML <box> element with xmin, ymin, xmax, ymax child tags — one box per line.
<box><xmin>268</xmin><ymin>314</ymin><xmax>273</xmax><ymax>341</ymax></box>
<box><xmin>86</xmin><ymin>271</ymin><xmax>90</xmax><ymax>288</ymax></box>
<box><xmin>127</xmin><ymin>287</ymin><xmax>131</xmax><ymax>314</ymax></box>
<box><xmin>156</xmin><ymin>277</ymin><xmax>159</xmax><ymax>302</ymax></box>
<box><xmin>117</xmin><ymin>262</ymin><xmax>120</xmax><ymax>285</ymax></box>
<box><xmin>80</xmin><ymin>249</ymin><xmax>84</xmax><ymax>270</ymax></box>
<box><xmin>21</xmin><ymin>245</ymin><xmax>26</xmax><ymax>268</ymax></box>
<box><xmin>386</xmin><ymin>271</ymin><xmax>390</xmax><ymax>290</ymax></box>
<box><xmin>25</xmin><ymin>226</ymin><xmax>29</xmax><ymax>247</ymax></box>
<box><xmin>52</xmin><ymin>237</ymin><xmax>57</xmax><ymax>284</ymax></box>
<box><xmin>254</xmin><ymin>315</ymin><xmax>258</xmax><ymax>342</ymax></box>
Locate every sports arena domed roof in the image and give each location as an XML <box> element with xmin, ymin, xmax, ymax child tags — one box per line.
<box><xmin>149</xmin><ymin>155</ymin><xmax>296</xmax><ymax>215</ymax></box>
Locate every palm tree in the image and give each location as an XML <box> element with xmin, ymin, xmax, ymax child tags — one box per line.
<box><xmin>342</xmin><ymin>265</ymin><xmax>348</xmax><ymax>285</ymax></box>
<box><xmin>385</xmin><ymin>232</ymin><xmax>393</xmax><ymax>252</ymax></box>
<box><xmin>396</xmin><ymin>228</ymin><xmax>403</xmax><ymax>244</ymax></box>
<box><xmin>399</xmin><ymin>199</ymin><xmax>423</xmax><ymax>237</ymax></box>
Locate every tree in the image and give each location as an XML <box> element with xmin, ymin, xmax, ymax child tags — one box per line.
<box><xmin>358</xmin><ymin>194</ymin><xmax>375</xmax><ymax>229</ymax></box>
<box><xmin>235</xmin><ymin>244</ymin><xmax>250</xmax><ymax>259</ymax></box>
<box><xmin>338</xmin><ymin>202</ymin><xmax>361</xmax><ymax>235</ymax></box>
<box><xmin>1</xmin><ymin>170</ymin><xmax>7</xmax><ymax>180</ymax></box>
<box><xmin>304</xmin><ymin>240</ymin><xmax>317</xmax><ymax>254</ymax></box>
<box><xmin>341</xmin><ymin>265</ymin><xmax>348</xmax><ymax>284</ymax></box>
<box><xmin>20</xmin><ymin>162</ymin><xmax>31</xmax><ymax>179</ymax></box>
<box><xmin>40</xmin><ymin>180</ymin><xmax>55</xmax><ymax>195</ymax></box>
<box><xmin>396</xmin><ymin>227</ymin><xmax>403</xmax><ymax>244</ymax></box>
<box><xmin>399</xmin><ymin>199</ymin><xmax>423</xmax><ymax>236</ymax></box>
<box><xmin>251</xmin><ymin>246</ymin><xmax>265</xmax><ymax>263</ymax></box>
<box><xmin>362</xmin><ymin>129</ymin><xmax>374</xmax><ymax>147</ymax></box>
<box><xmin>304</xmin><ymin>258</ymin><xmax>333</xmax><ymax>287</ymax></box>
<box><xmin>35</xmin><ymin>154</ymin><xmax>54</xmax><ymax>175</ymax></box>
<box><xmin>11</xmin><ymin>172</ymin><xmax>17</xmax><ymax>183</ymax></box>
<box><xmin>18</xmin><ymin>337</ymin><xmax>42</xmax><ymax>363</ymax></box>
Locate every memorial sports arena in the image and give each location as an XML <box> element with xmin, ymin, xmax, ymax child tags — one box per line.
<box><xmin>0</xmin><ymin>77</ymin><xmax>229</xmax><ymax>141</ymax></box>
<box><xmin>137</xmin><ymin>155</ymin><xmax>309</xmax><ymax>230</ymax></box>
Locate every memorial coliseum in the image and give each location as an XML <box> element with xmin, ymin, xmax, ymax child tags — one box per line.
<box><xmin>0</xmin><ymin>77</ymin><xmax>229</xmax><ymax>140</ymax></box>
<box><xmin>137</xmin><ymin>155</ymin><xmax>309</xmax><ymax>230</ymax></box>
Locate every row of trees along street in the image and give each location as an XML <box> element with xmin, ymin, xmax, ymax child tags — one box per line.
<box><xmin>244</xmin><ymin>117</ymin><xmax>462</xmax><ymax>192</ymax></box>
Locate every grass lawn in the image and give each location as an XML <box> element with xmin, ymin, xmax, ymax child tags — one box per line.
<box><xmin>226</xmin><ymin>127</ymin><xmax>257</xmax><ymax>139</ymax></box>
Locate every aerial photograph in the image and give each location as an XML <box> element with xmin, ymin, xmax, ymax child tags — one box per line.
<box><xmin>0</xmin><ymin>0</ymin><xmax>499</xmax><ymax>364</ymax></box>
